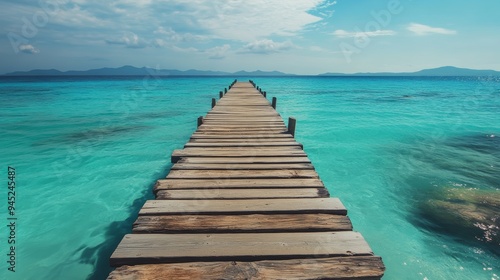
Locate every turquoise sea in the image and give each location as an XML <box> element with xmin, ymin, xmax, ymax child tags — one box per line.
<box><xmin>0</xmin><ymin>76</ymin><xmax>499</xmax><ymax>279</ymax></box>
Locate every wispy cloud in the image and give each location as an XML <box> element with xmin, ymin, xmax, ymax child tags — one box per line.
<box><xmin>105</xmin><ymin>32</ymin><xmax>147</xmax><ymax>48</ymax></box>
<box><xmin>154</xmin><ymin>27</ymin><xmax>208</xmax><ymax>43</ymax></box>
<box><xmin>206</xmin><ymin>44</ymin><xmax>231</xmax><ymax>59</ymax></box>
<box><xmin>332</xmin><ymin>29</ymin><xmax>396</xmax><ymax>38</ymax></box>
<box><xmin>3</xmin><ymin>0</ymin><xmax>330</xmax><ymax>53</ymax></box>
<box><xmin>407</xmin><ymin>23</ymin><xmax>457</xmax><ymax>35</ymax></box>
<box><xmin>166</xmin><ymin>0</ymin><xmax>326</xmax><ymax>41</ymax></box>
<box><xmin>19</xmin><ymin>44</ymin><xmax>39</xmax><ymax>54</ymax></box>
<box><xmin>240</xmin><ymin>39</ymin><xmax>294</xmax><ymax>54</ymax></box>
<box><xmin>311</xmin><ymin>0</ymin><xmax>337</xmax><ymax>19</ymax></box>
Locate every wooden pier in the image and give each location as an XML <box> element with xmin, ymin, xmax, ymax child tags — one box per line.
<box><xmin>108</xmin><ymin>81</ymin><xmax>385</xmax><ymax>279</ymax></box>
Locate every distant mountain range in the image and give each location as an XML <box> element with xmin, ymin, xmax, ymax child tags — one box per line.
<box><xmin>3</xmin><ymin>66</ymin><xmax>291</xmax><ymax>77</ymax></box>
<box><xmin>319</xmin><ymin>66</ymin><xmax>500</xmax><ymax>76</ymax></box>
<box><xmin>3</xmin><ymin>65</ymin><xmax>500</xmax><ymax>77</ymax></box>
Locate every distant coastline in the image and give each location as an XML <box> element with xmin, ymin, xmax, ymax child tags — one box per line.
<box><xmin>3</xmin><ymin>65</ymin><xmax>500</xmax><ymax>77</ymax></box>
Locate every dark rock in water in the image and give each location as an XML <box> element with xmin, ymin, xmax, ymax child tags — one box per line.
<box><xmin>419</xmin><ymin>188</ymin><xmax>499</xmax><ymax>254</ymax></box>
<box><xmin>446</xmin><ymin>134</ymin><xmax>500</xmax><ymax>157</ymax></box>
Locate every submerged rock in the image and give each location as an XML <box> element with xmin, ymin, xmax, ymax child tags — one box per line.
<box><xmin>420</xmin><ymin>188</ymin><xmax>499</xmax><ymax>251</ymax></box>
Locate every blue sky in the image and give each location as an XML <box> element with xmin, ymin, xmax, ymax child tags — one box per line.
<box><xmin>1</xmin><ymin>0</ymin><xmax>499</xmax><ymax>75</ymax></box>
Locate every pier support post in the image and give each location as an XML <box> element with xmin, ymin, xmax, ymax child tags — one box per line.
<box><xmin>288</xmin><ymin>117</ymin><xmax>296</xmax><ymax>137</ymax></box>
<box><xmin>224</xmin><ymin>88</ymin><xmax>228</xmax><ymax>94</ymax></box>
<box><xmin>212</xmin><ymin>98</ymin><xmax>216</xmax><ymax>108</ymax></box>
<box><xmin>272</xmin><ymin>97</ymin><xmax>277</xmax><ymax>109</ymax></box>
<box><xmin>197</xmin><ymin>116</ymin><xmax>203</xmax><ymax>127</ymax></box>
<box><xmin>219</xmin><ymin>91</ymin><xmax>223</xmax><ymax>99</ymax></box>
<box><xmin>263</xmin><ymin>91</ymin><xmax>267</xmax><ymax>98</ymax></box>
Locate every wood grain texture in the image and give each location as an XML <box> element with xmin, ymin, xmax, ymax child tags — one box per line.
<box><xmin>171</xmin><ymin>148</ymin><xmax>307</xmax><ymax>163</ymax></box>
<box><xmin>177</xmin><ymin>156</ymin><xmax>312</xmax><ymax>164</ymax></box>
<box><xmin>184</xmin><ymin>142</ymin><xmax>302</xmax><ymax>148</ymax></box>
<box><xmin>110</xmin><ymin>232</ymin><xmax>373</xmax><ymax>266</ymax></box>
<box><xmin>188</xmin><ymin>138</ymin><xmax>296</xmax><ymax>143</ymax></box>
<box><xmin>108</xmin><ymin>256</ymin><xmax>385</xmax><ymax>280</ymax></box>
<box><xmin>155</xmin><ymin>188</ymin><xmax>329</xmax><ymax>200</ymax></box>
<box><xmin>133</xmin><ymin>213</ymin><xmax>351</xmax><ymax>233</ymax></box>
<box><xmin>166</xmin><ymin>169</ymin><xmax>319</xmax><ymax>179</ymax></box>
<box><xmin>190</xmin><ymin>134</ymin><xmax>293</xmax><ymax>139</ymax></box>
<box><xmin>171</xmin><ymin>163</ymin><xmax>314</xmax><ymax>170</ymax></box>
<box><xmin>154</xmin><ymin>178</ymin><xmax>325</xmax><ymax>191</ymax></box>
<box><xmin>138</xmin><ymin>198</ymin><xmax>347</xmax><ymax>215</ymax></box>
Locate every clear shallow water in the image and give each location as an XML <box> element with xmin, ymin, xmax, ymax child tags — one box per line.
<box><xmin>0</xmin><ymin>76</ymin><xmax>499</xmax><ymax>279</ymax></box>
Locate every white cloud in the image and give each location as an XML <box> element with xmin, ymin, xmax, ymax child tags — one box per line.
<box><xmin>312</xmin><ymin>0</ymin><xmax>337</xmax><ymax>19</ymax></box>
<box><xmin>51</xmin><ymin>5</ymin><xmax>108</xmax><ymax>27</ymax></box>
<box><xmin>407</xmin><ymin>23</ymin><xmax>457</xmax><ymax>36</ymax></box>
<box><xmin>240</xmin><ymin>39</ymin><xmax>294</xmax><ymax>54</ymax></box>
<box><xmin>333</xmin><ymin>29</ymin><xmax>396</xmax><ymax>38</ymax></box>
<box><xmin>106</xmin><ymin>32</ymin><xmax>147</xmax><ymax>48</ymax></box>
<box><xmin>206</xmin><ymin>44</ymin><xmax>231</xmax><ymax>59</ymax></box>
<box><xmin>153</xmin><ymin>0</ymin><xmax>327</xmax><ymax>42</ymax></box>
<box><xmin>19</xmin><ymin>44</ymin><xmax>40</xmax><ymax>54</ymax></box>
<box><xmin>154</xmin><ymin>27</ymin><xmax>208</xmax><ymax>43</ymax></box>
<box><xmin>171</xmin><ymin>46</ymin><xmax>199</xmax><ymax>53</ymax></box>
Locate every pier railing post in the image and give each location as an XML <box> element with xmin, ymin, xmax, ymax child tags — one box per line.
<box><xmin>288</xmin><ymin>117</ymin><xmax>296</xmax><ymax>137</ymax></box>
<box><xmin>272</xmin><ymin>97</ymin><xmax>277</xmax><ymax>109</ymax></box>
<box><xmin>211</xmin><ymin>98</ymin><xmax>216</xmax><ymax>108</ymax></box>
<box><xmin>197</xmin><ymin>116</ymin><xmax>203</xmax><ymax>127</ymax></box>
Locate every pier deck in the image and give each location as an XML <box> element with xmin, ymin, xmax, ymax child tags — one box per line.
<box><xmin>108</xmin><ymin>81</ymin><xmax>384</xmax><ymax>279</ymax></box>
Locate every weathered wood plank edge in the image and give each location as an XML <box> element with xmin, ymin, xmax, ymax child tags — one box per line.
<box><xmin>107</xmin><ymin>256</ymin><xmax>385</xmax><ymax>280</ymax></box>
<box><xmin>138</xmin><ymin>198</ymin><xmax>347</xmax><ymax>216</ymax></box>
<box><xmin>110</xmin><ymin>231</ymin><xmax>373</xmax><ymax>266</ymax></box>
<box><xmin>171</xmin><ymin>163</ymin><xmax>314</xmax><ymax>170</ymax></box>
<box><xmin>153</xmin><ymin>178</ymin><xmax>326</xmax><ymax>192</ymax></box>
<box><xmin>132</xmin><ymin>213</ymin><xmax>351</xmax><ymax>233</ymax></box>
<box><xmin>155</xmin><ymin>188</ymin><xmax>330</xmax><ymax>200</ymax></box>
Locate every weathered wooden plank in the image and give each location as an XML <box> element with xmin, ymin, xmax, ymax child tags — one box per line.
<box><xmin>198</xmin><ymin>126</ymin><xmax>287</xmax><ymax>130</ymax></box>
<box><xmin>216</xmin><ymin>102</ymin><xmax>271</xmax><ymax>106</ymax></box>
<box><xmin>189</xmin><ymin>138</ymin><xmax>297</xmax><ymax>143</ymax></box>
<box><xmin>108</xmin><ymin>256</ymin><xmax>385</xmax><ymax>280</ymax></box>
<box><xmin>177</xmin><ymin>156</ymin><xmax>311</xmax><ymax>164</ymax></box>
<box><xmin>203</xmin><ymin>117</ymin><xmax>283</xmax><ymax>121</ymax></box>
<box><xmin>166</xmin><ymin>169</ymin><xmax>319</xmax><ymax>179</ymax></box>
<box><xmin>133</xmin><ymin>213</ymin><xmax>351</xmax><ymax>233</ymax></box>
<box><xmin>190</xmin><ymin>134</ymin><xmax>293</xmax><ymax>139</ymax></box>
<box><xmin>154</xmin><ymin>178</ymin><xmax>325</xmax><ymax>191</ymax></box>
<box><xmin>199</xmin><ymin>123</ymin><xmax>286</xmax><ymax>127</ymax></box>
<box><xmin>209</xmin><ymin>109</ymin><xmax>277</xmax><ymax>113</ymax></box>
<box><xmin>184</xmin><ymin>142</ymin><xmax>303</xmax><ymax>148</ymax></box>
<box><xmin>171</xmin><ymin>163</ymin><xmax>313</xmax><ymax>170</ymax></box>
<box><xmin>110</xmin><ymin>232</ymin><xmax>372</xmax><ymax>266</ymax></box>
<box><xmin>196</xmin><ymin>128</ymin><xmax>288</xmax><ymax>133</ymax></box>
<box><xmin>174</xmin><ymin>147</ymin><xmax>304</xmax><ymax>154</ymax></box>
<box><xmin>172</xmin><ymin>149</ymin><xmax>307</xmax><ymax>163</ymax></box>
<box><xmin>139</xmin><ymin>198</ymin><xmax>346</xmax><ymax>215</ymax></box>
<box><xmin>155</xmin><ymin>188</ymin><xmax>329</xmax><ymax>199</ymax></box>
<box><xmin>207</xmin><ymin>113</ymin><xmax>280</xmax><ymax>117</ymax></box>
<box><xmin>192</xmin><ymin>130</ymin><xmax>289</xmax><ymax>135</ymax></box>
<box><xmin>181</xmin><ymin>146</ymin><xmax>303</xmax><ymax>151</ymax></box>
<box><xmin>202</xmin><ymin>120</ymin><xmax>281</xmax><ymax>123</ymax></box>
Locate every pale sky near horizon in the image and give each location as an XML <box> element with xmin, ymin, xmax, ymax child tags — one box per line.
<box><xmin>1</xmin><ymin>0</ymin><xmax>499</xmax><ymax>75</ymax></box>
